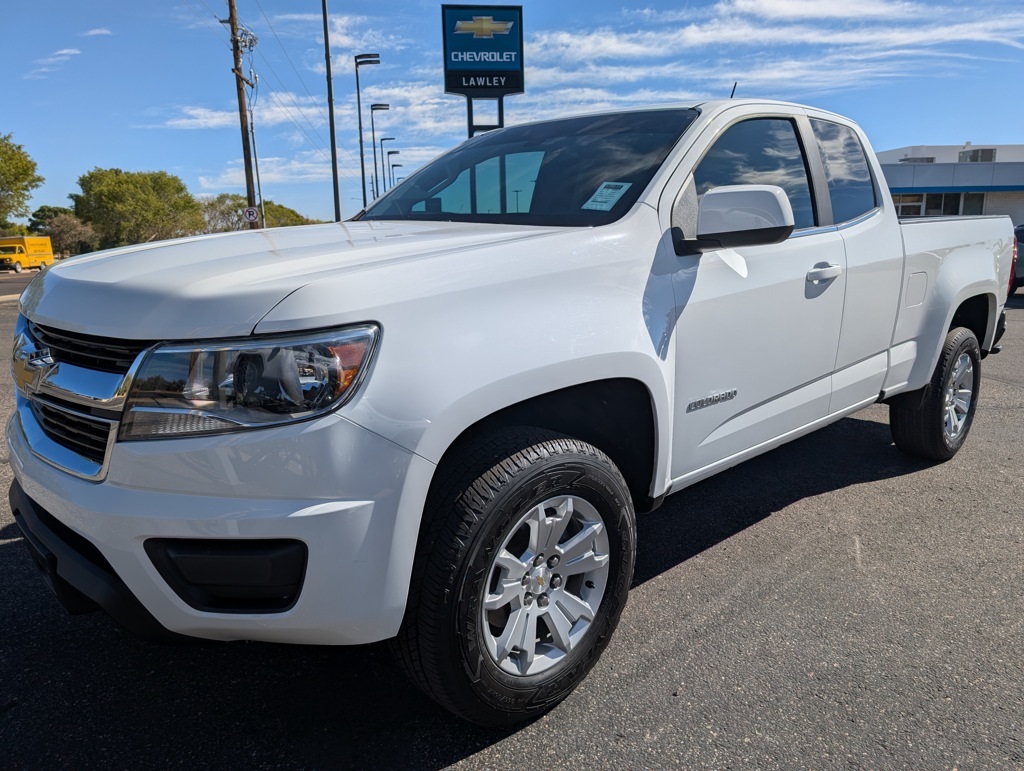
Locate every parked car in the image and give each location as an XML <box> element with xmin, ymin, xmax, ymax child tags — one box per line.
<box><xmin>1014</xmin><ymin>224</ymin><xmax>1023</xmax><ymax>294</ymax></box>
<box><xmin>9</xmin><ymin>99</ymin><xmax>1015</xmax><ymax>726</ymax></box>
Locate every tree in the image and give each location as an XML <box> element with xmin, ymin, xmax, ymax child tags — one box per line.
<box><xmin>0</xmin><ymin>221</ymin><xmax>29</xmax><ymax>236</ymax></box>
<box><xmin>200</xmin><ymin>193</ymin><xmax>320</xmax><ymax>233</ymax></box>
<box><xmin>71</xmin><ymin>168</ymin><xmax>204</xmax><ymax>248</ymax></box>
<box><xmin>0</xmin><ymin>133</ymin><xmax>44</xmax><ymax>224</ymax></box>
<box><xmin>29</xmin><ymin>205</ymin><xmax>73</xmax><ymax>233</ymax></box>
<box><xmin>45</xmin><ymin>213</ymin><xmax>98</xmax><ymax>256</ymax></box>
<box><xmin>200</xmin><ymin>193</ymin><xmax>248</xmax><ymax>233</ymax></box>
<box><xmin>264</xmin><ymin>200</ymin><xmax>320</xmax><ymax>228</ymax></box>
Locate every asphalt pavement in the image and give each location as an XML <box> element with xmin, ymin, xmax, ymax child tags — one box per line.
<box><xmin>0</xmin><ymin>272</ymin><xmax>1021</xmax><ymax>769</ymax></box>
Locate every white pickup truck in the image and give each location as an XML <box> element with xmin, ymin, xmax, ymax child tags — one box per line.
<box><xmin>8</xmin><ymin>100</ymin><xmax>1016</xmax><ymax>725</ymax></box>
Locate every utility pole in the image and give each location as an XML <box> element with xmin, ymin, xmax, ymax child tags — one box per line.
<box><xmin>224</xmin><ymin>0</ymin><xmax>258</xmax><ymax>229</ymax></box>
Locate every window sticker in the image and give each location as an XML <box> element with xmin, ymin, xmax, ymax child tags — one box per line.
<box><xmin>582</xmin><ymin>181</ymin><xmax>632</xmax><ymax>211</ymax></box>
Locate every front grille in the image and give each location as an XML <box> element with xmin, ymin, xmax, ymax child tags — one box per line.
<box><xmin>31</xmin><ymin>401</ymin><xmax>111</xmax><ymax>465</ymax></box>
<box><xmin>29</xmin><ymin>321</ymin><xmax>152</xmax><ymax>374</ymax></box>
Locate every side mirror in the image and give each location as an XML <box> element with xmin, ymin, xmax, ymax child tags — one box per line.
<box><xmin>675</xmin><ymin>184</ymin><xmax>795</xmax><ymax>254</ymax></box>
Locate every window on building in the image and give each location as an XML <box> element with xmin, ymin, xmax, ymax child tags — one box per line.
<box><xmin>894</xmin><ymin>192</ymin><xmax>985</xmax><ymax>217</ymax></box>
<box><xmin>962</xmin><ymin>192</ymin><xmax>984</xmax><ymax>215</ymax></box>
<box><xmin>898</xmin><ymin>157</ymin><xmax>935</xmax><ymax>164</ymax></box>
<box><xmin>958</xmin><ymin>148</ymin><xmax>996</xmax><ymax>163</ymax></box>
<box><xmin>809</xmin><ymin>119</ymin><xmax>877</xmax><ymax>223</ymax></box>
<box><xmin>925</xmin><ymin>193</ymin><xmax>962</xmax><ymax>216</ymax></box>
<box><xmin>892</xmin><ymin>193</ymin><xmax>923</xmax><ymax>217</ymax></box>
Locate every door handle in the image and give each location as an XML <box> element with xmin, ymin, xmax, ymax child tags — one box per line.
<box><xmin>806</xmin><ymin>263</ymin><xmax>842</xmax><ymax>283</ymax></box>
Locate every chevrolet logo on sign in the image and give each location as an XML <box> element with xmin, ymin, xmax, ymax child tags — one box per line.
<box><xmin>454</xmin><ymin>16</ymin><xmax>513</xmax><ymax>38</ymax></box>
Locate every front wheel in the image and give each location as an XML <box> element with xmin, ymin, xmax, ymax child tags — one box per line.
<box><xmin>890</xmin><ymin>326</ymin><xmax>981</xmax><ymax>461</ymax></box>
<box><xmin>12</xmin><ymin>261</ymin><xmax>22</xmax><ymax>273</ymax></box>
<box><xmin>392</xmin><ymin>428</ymin><xmax>636</xmax><ymax>726</ymax></box>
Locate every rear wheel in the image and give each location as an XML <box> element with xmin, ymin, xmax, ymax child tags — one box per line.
<box><xmin>392</xmin><ymin>428</ymin><xmax>636</xmax><ymax>726</ymax></box>
<box><xmin>890</xmin><ymin>327</ymin><xmax>980</xmax><ymax>461</ymax></box>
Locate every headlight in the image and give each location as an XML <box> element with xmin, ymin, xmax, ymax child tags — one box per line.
<box><xmin>120</xmin><ymin>324</ymin><xmax>379</xmax><ymax>440</ymax></box>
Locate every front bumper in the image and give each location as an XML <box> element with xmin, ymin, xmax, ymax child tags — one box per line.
<box><xmin>7</xmin><ymin>408</ymin><xmax>435</xmax><ymax>645</ymax></box>
<box><xmin>10</xmin><ymin>479</ymin><xmax>187</xmax><ymax>640</ymax></box>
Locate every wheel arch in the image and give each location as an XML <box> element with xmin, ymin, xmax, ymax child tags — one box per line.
<box><xmin>948</xmin><ymin>292</ymin><xmax>996</xmax><ymax>351</ymax></box>
<box><xmin>428</xmin><ymin>378</ymin><xmax>663</xmax><ymax>514</ymax></box>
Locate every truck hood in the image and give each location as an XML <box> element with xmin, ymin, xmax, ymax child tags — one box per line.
<box><xmin>20</xmin><ymin>220</ymin><xmax>566</xmax><ymax>339</ymax></box>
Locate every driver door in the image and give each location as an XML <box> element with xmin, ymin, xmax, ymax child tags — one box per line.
<box><xmin>667</xmin><ymin>115</ymin><xmax>847</xmax><ymax>482</ymax></box>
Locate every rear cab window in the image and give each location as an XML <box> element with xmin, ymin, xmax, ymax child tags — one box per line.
<box><xmin>809</xmin><ymin>119</ymin><xmax>878</xmax><ymax>224</ymax></box>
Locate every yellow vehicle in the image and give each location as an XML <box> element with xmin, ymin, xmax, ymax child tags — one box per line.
<box><xmin>0</xmin><ymin>236</ymin><xmax>55</xmax><ymax>273</ymax></box>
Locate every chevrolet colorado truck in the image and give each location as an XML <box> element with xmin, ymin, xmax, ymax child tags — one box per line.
<box><xmin>8</xmin><ymin>100</ymin><xmax>1016</xmax><ymax>726</ymax></box>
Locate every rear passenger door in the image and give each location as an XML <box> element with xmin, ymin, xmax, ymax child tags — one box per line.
<box><xmin>806</xmin><ymin>116</ymin><xmax>904</xmax><ymax>413</ymax></box>
<box><xmin>666</xmin><ymin>113</ymin><xmax>848</xmax><ymax>481</ymax></box>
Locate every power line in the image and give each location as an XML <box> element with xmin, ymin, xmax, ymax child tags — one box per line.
<box><xmin>252</xmin><ymin>48</ymin><xmax>330</xmax><ymax>152</ymax></box>
<box><xmin>250</xmin><ymin>48</ymin><xmax>362</xmax><ymax>175</ymax></box>
<box><xmin>248</xmin><ymin>0</ymin><xmax>365</xmax><ymax>175</ymax></box>
<box><xmin>252</xmin><ymin>0</ymin><xmax>331</xmax><ymax>127</ymax></box>
<box><xmin>195</xmin><ymin>0</ymin><xmax>223</xmax><ymax>23</ymax></box>
<box><xmin>180</xmin><ymin>0</ymin><xmax>228</xmax><ymax>41</ymax></box>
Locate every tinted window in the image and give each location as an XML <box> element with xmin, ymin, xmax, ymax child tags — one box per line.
<box><xmin>810</xmin><ymin>119</ymin><xmax>877</xmax><ymax>223</ymax></box>
<box><xmin>361</xmin><ymin>109</ymin><xmax>699</xmax><ymax>227</ymax></box>
<box><xmin>693</xmin><ymin>118</ymin><xmax>816</xmax><ymax>229</ymax></box>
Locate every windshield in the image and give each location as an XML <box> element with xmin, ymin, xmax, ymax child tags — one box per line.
<box><xmin>0</xmin><ymin>247</ymin><xmax>17</xmax><ymax>254</ymax></box>
<box><xmin>359</xmin><ymin>109</ymin><xmax>699</xmax><ymax>227</ymax></box>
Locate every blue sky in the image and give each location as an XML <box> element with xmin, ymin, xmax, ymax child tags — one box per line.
<box><xmin>5</xmin><ymin>0</ymin><xmax>1024</xmax><ymax>223</ymax></box>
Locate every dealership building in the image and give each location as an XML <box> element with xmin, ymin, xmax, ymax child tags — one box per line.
<box><xmin>878</xmin><ymin>144</ymin><xmax>1024</xmax><ymax>226</ymax></box>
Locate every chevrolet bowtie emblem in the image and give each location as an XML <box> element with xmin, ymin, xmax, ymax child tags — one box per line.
<box><xmin>454</xmin><ymin>16</ymin><xmax>513</xmax><ymax>38</ymax></box>
<box><xmin>12</xmin><ymin>332</ymin><xmax>55</xmax><ymax>394</ymax></box>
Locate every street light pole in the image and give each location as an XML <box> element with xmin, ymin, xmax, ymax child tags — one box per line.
<box><xmin>354</xmin><ymin>53</ymin><xmax>380</xmax><ymax>209</ymax></box>
<box><xmin>321</xmin><ymin>0</ymin><xmax>341</xmax><ymax>221</ymax></box>
<box><xmin>386</xmin><ymin>150</ymin><xmax>400</xmax><ymax>189</ymax></box>
<box><xmin>369</xmin><ymin>104</ymin><xmax>389</xmax><ymax>200</ymax></box>
<box><xmin>390</xmin><ymin>163</ymin><xmax>403</xmax><ymax>188</ymax></box>
<box><xmin>379</xmin><ymin>137</ymin><xmax>395</xmax><ymax>192</ymax></box>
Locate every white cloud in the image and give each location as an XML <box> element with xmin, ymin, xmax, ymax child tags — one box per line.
<box><xmin>198</xmin><ymin>149</ymin><xmax>355</xmax><ymax>190</ymax></box>
<box><xmin>83</xmin><ymin>28</ymin><xmax>113</xmax><ymax>36</ymax></box>
<box><xmin>22</xmin><ymin>67</ymin><xmax>55</xmax><ymax>81</ymax></box>
<box><xmin>271</xmin><ymin>13</ymin><xmax>411</xmax><ymax>56</ymax></box>
<box><xmin>713</xmin><ymin>0</ymin><xmax>927</xmax><ymax>20</ymax></box>
<box><xmin>165</xmin><ymin>107</ymin><xmax>237</xmax><ymax>130</ymax></box>
<box><xmin>24</xmin><ymin>47</ymin><xmax>82</xmax><ymax>78</ymax></box>
<box><xmin>165</xmin><ymin>93</ymin><xmax>331</xmax><ymax>132</ymax></box>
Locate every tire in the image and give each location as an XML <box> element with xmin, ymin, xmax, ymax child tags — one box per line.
<box><xmin>13</xmin><ymin>262</ymin><xmax>22</xmax><ymax>273</ymax></box>
<box><xmin>890</xmin><ymin>327</ymin><xmax>981</xmax><ymax>461</ymax></box>
<box><xmin>391</xmin><ymin>427</ymin><xmax>636</xmax><ymax>726</ymax></box>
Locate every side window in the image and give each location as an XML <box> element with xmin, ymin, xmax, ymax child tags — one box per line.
<box><xmin>693</xmin><ymin>118</ymin><xmax>816</xmax><ymax>230</ymax></box>
<box><xmin>810</xmin><ymin>119</ymin><xmax>877</xmax><ymax>223</ymax></box>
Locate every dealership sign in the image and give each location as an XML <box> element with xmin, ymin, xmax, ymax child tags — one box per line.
<box><xmin>442</xmin><ymin>5</ymin><xmax>524</xmax><ymax>97</ymax></box>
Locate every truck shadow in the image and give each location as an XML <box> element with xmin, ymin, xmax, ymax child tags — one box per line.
<box><xmin>632</xmin><ymin>412</ymin><xmax>930</xmax><ymax>587</ymax></box>
<box><xmin>0</xmin><ymin>413</ymin><xmax>932</xmax><ymax>768</ymax></box>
